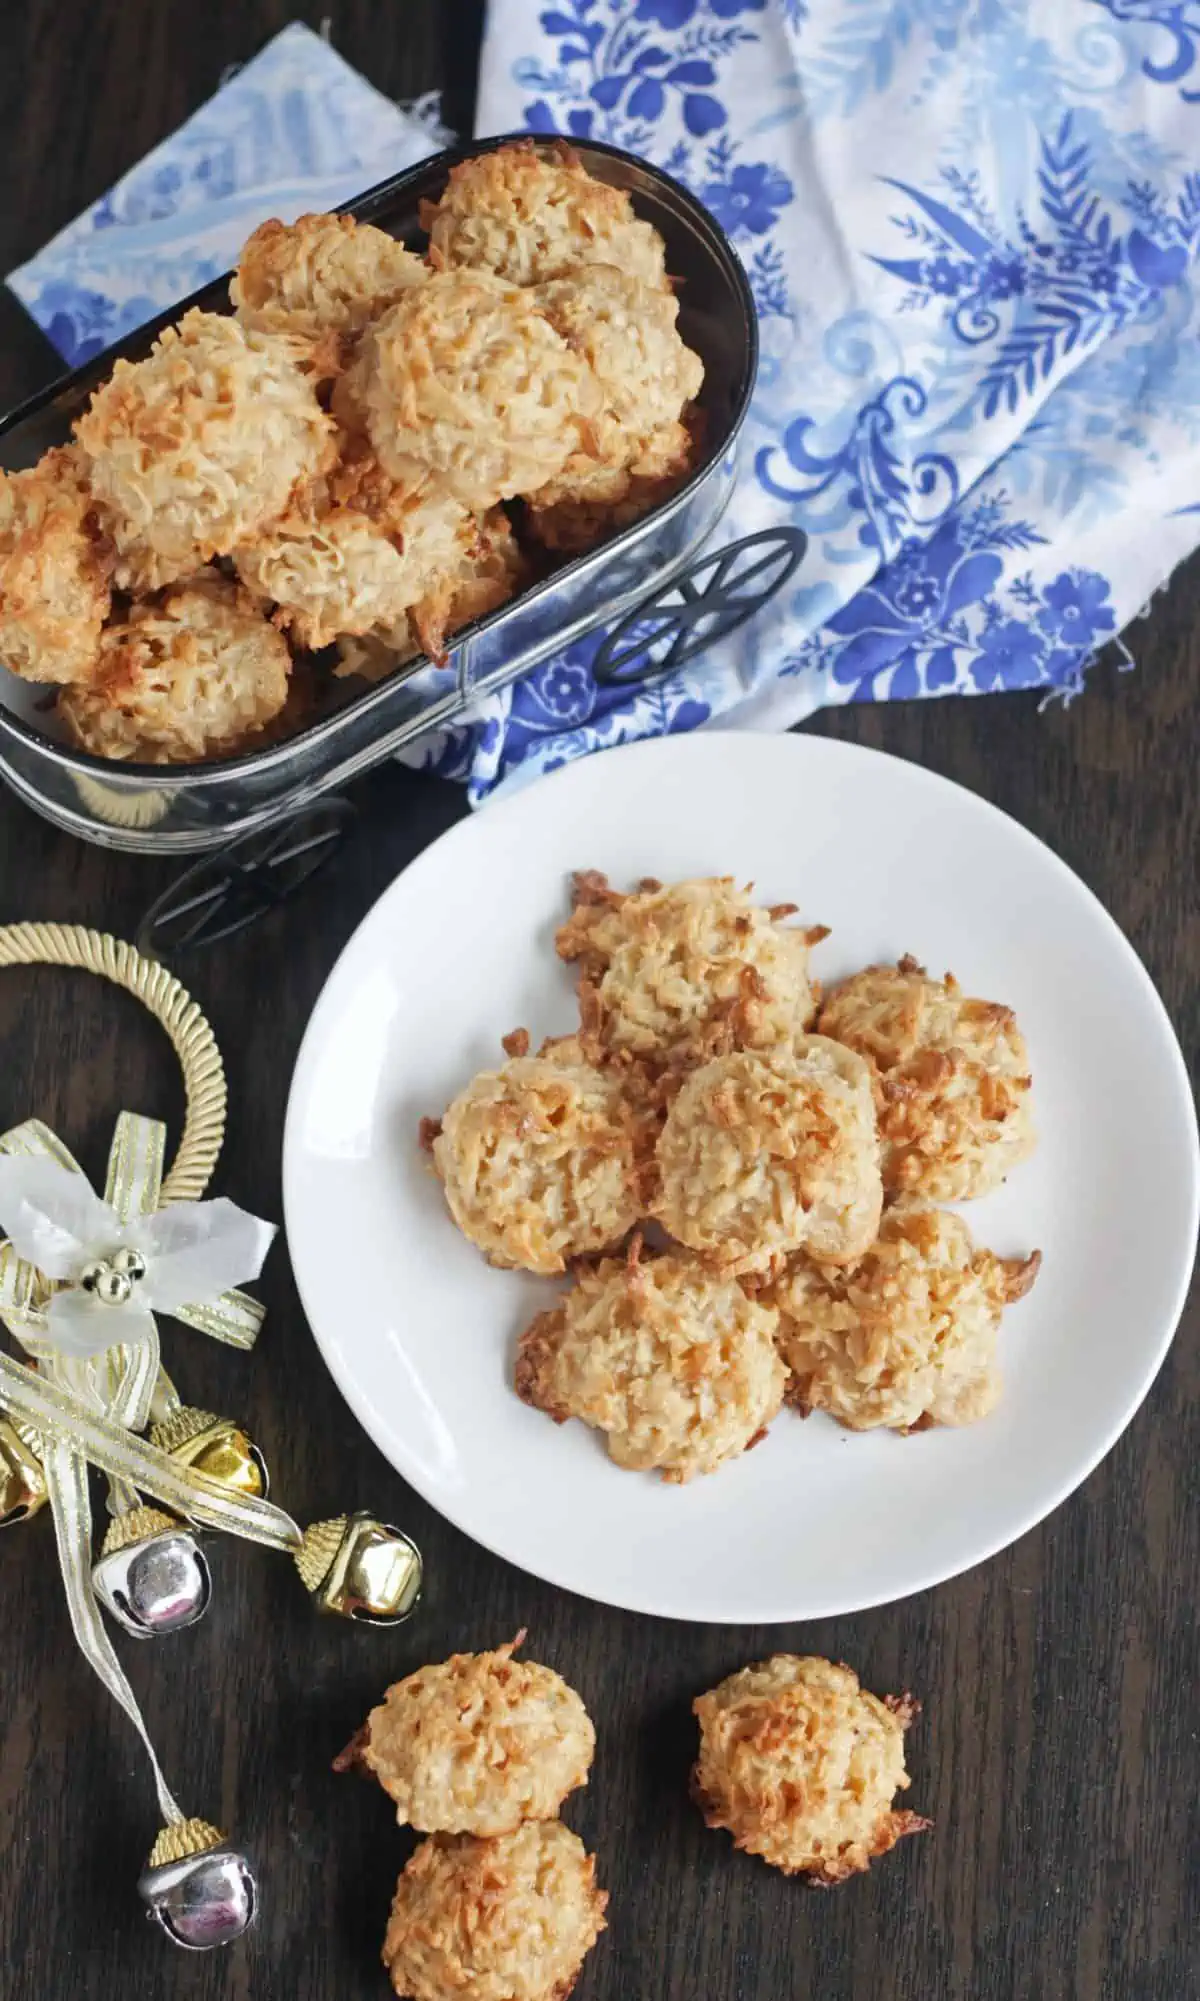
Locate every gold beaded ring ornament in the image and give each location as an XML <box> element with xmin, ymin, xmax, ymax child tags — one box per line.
<box><xmin>0</xmin><ymin>924</ymin><xmax>422</xmax><ymax>1952</ymax></box>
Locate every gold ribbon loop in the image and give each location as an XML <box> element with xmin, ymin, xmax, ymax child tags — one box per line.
<box><xmin>101</xmin><ymin>1114</ymin><xmax>166</xmax><ymax>1433</ymax></box>
<box><xmin>105</xmin><ymin>1112</ymin><xmax>166</xmax><ymax>1224</ymax></box>
<box><xmin>0</xmin><ymin>1240</ymin><xmax>45</xmax><ymax>1326</ymax></box>
<box><xmin>172</xmin><ymin>1292</ymin><xmax>264</xmax><ymax>1351</ymax></box>
<box><xmin>103</xmin><ymin>1338</ymin><xmax>161</xmax><ymax>1436</ymax></box>
<box><xmin>0</xmin><ymin>1117</ymin><xmax>83</xmax><ymax>1170</ymax></box>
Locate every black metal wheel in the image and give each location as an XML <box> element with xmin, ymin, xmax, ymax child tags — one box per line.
<box><xmin>136</xmin><ymin>798</ymin><xmax>358</xmax><ymax>958</ymax></box>
<box><xmin>591</xmin><ymin>526</ymin><xmax>807</xmax><ymax>688</ymax></box>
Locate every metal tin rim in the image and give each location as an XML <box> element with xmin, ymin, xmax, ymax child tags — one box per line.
<box><xmin>0</xmin><ymin>468</ymin><xmax>738</xmax><ymax>850</ymax></box>
<box><xmin>0</xmin><ymin>133</ymin><xmax>758</xmax><ymax>791</ymax></box>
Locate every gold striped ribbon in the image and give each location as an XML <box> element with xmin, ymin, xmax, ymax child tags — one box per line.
<box><xmin>0</xmin><ymin>1353</ymin><xmax>300</xmax><ymax>1549</ymax></box>
<box><xmin>0</xmin><ymin>926</ymin><xmax>262</xmax><ymax>1847</ymax></box>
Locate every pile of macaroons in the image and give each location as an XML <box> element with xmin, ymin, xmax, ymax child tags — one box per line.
<box><xmin>0</xmin><ymin>143</ymin><xmax>704</xmax><ymax>765</ymax></box>
<box><xmin>338</xmin><ymin>1633</ymin><xmax>929</xmax><ymax>1999</ymax></box>
<box><xmin>337</xmin><ymin>1634</ymin><xmax>608</xmax><ymax>2001</ymax></box>
<box><xmin>425</xmin><ymin>873</ymin><xmax>1042</xmax><ymax>1482</ymax></box>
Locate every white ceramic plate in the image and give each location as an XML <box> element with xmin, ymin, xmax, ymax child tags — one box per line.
<box><xmin>283</xmin><ymin>734</ymin><xmax>1199</xmax><ymax>1624</ymax></box>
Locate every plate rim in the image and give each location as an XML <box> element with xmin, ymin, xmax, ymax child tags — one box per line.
<box><xmin>282</xmin><ymin>730</ymin><xmax>1200</xmax><ymax>1623</ymax></box>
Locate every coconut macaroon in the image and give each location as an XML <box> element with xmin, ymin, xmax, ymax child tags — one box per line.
<box><xmin>692</xmin><ymin>1655</ymin><xmax>930</xmax><ymax>1882</ymax></box>
<box><xmin>776</xmin><ymin>1203</ymin><xmax>1041</xmax><ymax>1433</ymax></box>
<box><xmin>556</xmin><ymin>873</ymin><xmax>822</xmax><ymax>1067</ymax></box>
<box><xmin>818</xmin><ymin>955</ymin><xmax>1035</xmax><ymax>1201</ymax></box>
<box><xmin>406</xmin><ymin>504</ymin><xmax>524</xmax><ymax>663</ymax></box>
<box><xmin>654</xmin><ymin>1038</ymin><xmax>883</xmax><ymax>1273</ymax></box>
<box><xmin>342</xmin><ymin>270</ymin><xmax>602</xmax><ymax>510</ymax></box>
<box><xmin>74</xmin><ymin>310</ymin><xmax>335</xmax><ymax>592</ymax></box>
<box><xmin>230</xmin><ymin>210</ymin><xmax>426</xmax><ymax>339</ymax></box>
<box><xmin>535</xmin><ymin>265</ymin><xmax>702</xmax><ymax>441</ymax></box>
<box><xmin>58</xmin><ymin>574</ymin><xmax>291</xmax><ymax>764</ymax></box>
<box><xmin>421</xmin><ymin>138</ymin><xmax>669</xmax><ymax>292</ymax></box>
<box><xmin>337</xmin><ymin>1634</ymin><xmax>594</xmax><ymax>1837</ymax></box>
<box><xmin>332</xmin><ymin>508</ymin><xmax>522</xmax><ymax>681</ymax></box>
<box><xmin>235</xmin><ymin>478</ymin><xmax>484</xmax><ymax>653</ymax></box>
<box><xmin>382</xmin><ymin>1822</ymin><xmax>607</xmax><ymax>2001</ymax></box>
<box><xmin>426</xmin><ymin>1043</ymin><xmax>652</xmax><ymax>1275</ymax></box>
<box><xmin>526</xmin><ymin>419</ymin><xmax>697</xmax><ymax>554</ymax></box>
<box><xmin>526</xmin><ymin>265</ymin><xmax>703</xmax><ymax>550</ymax></box>
<box><xmin>334</xmin><ymin>621</ymin><xmax>419</xmax><ymax>685</ymax></box>
<box><xmin>516</xmin><ymin>1245</ymin><xmax>786</xmax><ymax>1483</ymax></box>
<box><xmin>0</xmin><ymin>447</ymin><xmax>111</xmax><ymax>685</ymax></box>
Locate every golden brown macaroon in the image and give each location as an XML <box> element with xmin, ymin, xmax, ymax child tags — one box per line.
<box><xmin>421</xmin><ymin>138</ymin><xmax>669</xmax><ymax>291</ymax></box>
<box><xmin>407</xmin><ymin>503</ymin><xmax>525</xmax><ymax>662</ymax></box>
<box><xmin>338</xmin><ymin>1634</ymin><xmax>594</xmax><ymax>1836</ymax></box>
<box><xmin>775</xmin><ymin>1203</ymin><xmax>1041</xmax><ymax>1432</ymax></box>
<box><xmin>230</xmin><ymin>210</ymin><xmax>426</xmax><ymax>339</ymax></box>
<box><xmin>653</xmin><ymin>1037</ymin><xmax>883</xmax><ymax>1274</ymax></box>
<box><xmin>332</xmin><ymin>507</ymin><xmax>522</xmax><ymax>681</ymax></box>
<box><xmin>334</xmin><ymin>621</ymin><xmax>419</xmax><ymax>684</ymax></box>
<box><xmin>58</xmin><ymin>574</ymin><xmax>291</xmax><ymax>764</ymax></box>
<box><xmin>235</xmin><ymin>475</ymin><xmax>482</xmax><ymax>653</ymax></box>
<box><xmin>692</xmin><ymin>1655</ymin><xmax>930</xmax><ymax>1882</ymax></box>
<box><xmin>556</xmin><ymin>872</ymin><xmax>823</xmax><ymax>1068</ymax></box>
<box><xmin>428</xmin><ymin>1044</ymin><xmax>653</xmax><ymax>1275</ymax></box>
<box><xmin>74</xmin><ymin>309</ymin><xmax>335</xmax><ymax>591</ymax></box>
<box><xmin>818</xmin><ymin>955</ymin><xmax>1035</xmax><ymax>1201</ymax></box>
<box><xmin>525</xmin><ymin>264</ymin><xmax>702</xmax><ymax>547</ymax></box>
<box><xmin>0</xmin><ymin>446</ymin><xmax>111</xmax><ymax>685</ymax></box>
<box><xmin>525</xmin><ymin>418</ymin><xmax>697</xmax><ymax>554</ymax></box>
<box><xmin>516</xmin><ymin>1243</ymin><xmax>786</xmax><ymax>1482</ymax></box>
<box><xmin>382</xmin><ymin>1822</ymin><xmax>607</xmax><ymax>2001</ymax></box>
<box><xmin>341</xmin><ymin>270</ymin><xmax>602</xmax><ymax>510</ymax></box>
<box><xmin>536</xmin><ymin>264</ymin><xmax>702</xmax><ymax>438</ymax></box>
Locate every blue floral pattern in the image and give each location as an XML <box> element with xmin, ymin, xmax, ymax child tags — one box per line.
<box><xmin>1090</xmin><ymin>1</ymin><xmax>1200</xmax><ymax>101</ymax></box>
<box><xmin>872</xmin><ymin>121</ymin><xmax>1200</xmax><ymax>416</ymax></box>
<box><xmin>10</xmin><ymin>7</ymin><xmax>1200</xmax><ymax>800</ymax></box>
<box><xmin>756</xmin><ymin>376</ymin><xmax>961</xmax><ymax>555</ymax></box>
<box><xmin>780</xmin><ymin>499</ymin><xmax>1120</xmax><ymax>701</ymax></box>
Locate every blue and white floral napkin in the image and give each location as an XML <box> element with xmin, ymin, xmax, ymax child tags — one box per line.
<box><xmin>425</xmin><ymin>0</ymin><xmax>1200</xmax><ymax>794</ymax></box>
<box><xmin>10</xmin><ymin>11</ymin><xmax>1200</xmax><ymax>803</ymax></box>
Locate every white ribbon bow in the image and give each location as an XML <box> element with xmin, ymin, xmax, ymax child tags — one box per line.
<box><xmin>0</xmin><ymin>1153</ymin><xmax>276</xmax><ymax>1358</ymax></box>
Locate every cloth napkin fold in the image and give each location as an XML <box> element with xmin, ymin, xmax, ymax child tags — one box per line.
<box><xmin>7</xmin><ymin>23</ymin><xmax>440</xmax><ymax>368</ymax></box>
<box><xmin>9</xmin><ymin>11</ymin><xmax>1200</xmax><ymax>806</ymax></box>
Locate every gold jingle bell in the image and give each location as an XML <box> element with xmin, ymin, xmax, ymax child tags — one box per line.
<box><xmin>294</xmin><ymin>1512</ymin><xmax>422</xmax><ymax>1625</ymax></box>
<box><xmin>148</xmin><ymin>1406</ymin><xmax>268</xmax><ymax>1513</ymax></box>
<box><xmin>0</xmin><ymin>1415</ymin><xmax>48</xmax><ymax>1527</ymax></box>
<box><xmin>139</xmin><ymin>1818</ymin><xmax>257</xmax><ymax>1951</ymax></box>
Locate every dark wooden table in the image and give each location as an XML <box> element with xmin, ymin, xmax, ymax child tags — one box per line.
<box><xmin>1</xmin><ymin>7</ymin><xmax>1197</xmax><ymax>1999</ymax></box>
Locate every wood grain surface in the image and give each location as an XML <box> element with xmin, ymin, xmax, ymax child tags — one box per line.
<box><xmin>0</xmin><ymin>8</ymin><xmax>1196</xmax><ymax>1999</ymax></box>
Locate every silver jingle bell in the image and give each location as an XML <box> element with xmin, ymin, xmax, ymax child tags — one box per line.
<box><xmin>139</xmin><ymin>1823</ymin><xmax>257</xmax><ymax>1951</ymax></box>
<box><xmin>92</xmin><ymin>1506</ymin><xmax>212</xmax><ymax>1638</ymax></box>
<box><xmin>79</xmin><ymin>1258</ymin><xmax>107</xmax><ymax>1293</ymax></box>
<box><xmin>110</xmin><ymin>1244</ymin><xmax>148</xmax><ymax>1282</ymax></box>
